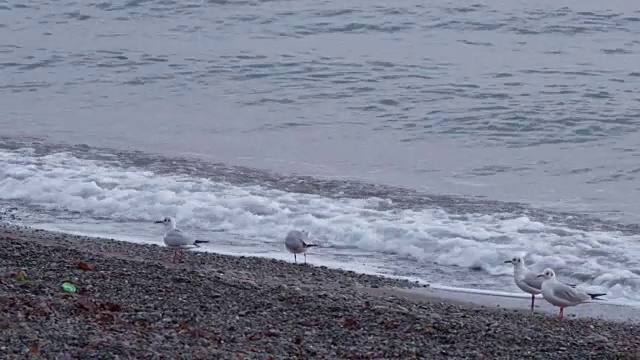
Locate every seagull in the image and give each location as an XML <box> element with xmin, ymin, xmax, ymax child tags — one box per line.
<box><xmin>154</xmin><ymin>217</ymin><xmax>209</xmax><ymax>263</ymax></box>
<box><xmin>505</xmin><ymin>256</ymin><xmax>543</xmax><ymax>311</ymax></box>
<box><xmin>285</xmin><ymin>229</ymin><xmax>318</xmax><ymax>264</ymax></box>
<box><xmin>505</xmin><ymin>256</ymin><xmax>579</xmax><ymax>311</ymax></box>
<box><xmin>537</xmin><ymin>268</ymin><xmax>606</xmax><ymax>320</ymax></box>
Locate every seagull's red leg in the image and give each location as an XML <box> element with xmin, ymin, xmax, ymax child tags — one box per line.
<box><xmin>530</xmin><ymin>294</ymin><xmax>535</xmax><ymax>311</ymax></box>
<box><xmin>171</xmin><ymin>250</ymin><xmax>176</xmax><ymax>263</ymax></box>
<box><xmin>557</xmin><ymin>307</ymin><xmax>564</xmax><ymax>320</ymax></box>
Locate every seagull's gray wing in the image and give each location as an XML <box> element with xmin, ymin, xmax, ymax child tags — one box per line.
<box><xmin>521</xmin><ymin>270</ymin><xmax>544</xmax><ymax>290</ymax></box>
<box><xmin>551</xmin><ymin>282</ymin><xmax>590</xmax><ymax>305</ymax></box>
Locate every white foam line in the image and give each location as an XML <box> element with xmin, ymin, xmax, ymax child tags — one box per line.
<box><xmin>429</xmin><ymin>284</ymin><xmax>537</xmax><ymax>299</ymax></box>
<box><xmin>33</xmin><ymin>224</ymin><xmax>159</xmax><ymax>245</ymax></box>
<box><xmin>428</xmin><ymin>284</ymin><xmax>640</xmax><ymax>308</ymax></box>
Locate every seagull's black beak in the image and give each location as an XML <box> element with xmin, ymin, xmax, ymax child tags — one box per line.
<box><xmin>536</xmin><ymin>274</ymin><xmax>545</xmax><ymax>278</ymax></box>
<box><xmin>504</xmin><ymin>260</ymin><xmax>512</xmax><ymax>264</ymax></box>
<box><xmin>154</xmin><ymin>220</ymin><xmax>164</xmax><ymax>224</ymax></box>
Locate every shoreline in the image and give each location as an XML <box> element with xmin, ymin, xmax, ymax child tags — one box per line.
<box><xmin>1</xmin><ymin>222</ymin><xmax>639</xmax><ymax>358</ymax></box>
<box><xmin>26</xmin><ymin>222</ymin><xmax>640</xmax><ymax>321</ymax></box>
<box><xmin>366</xmin><ymin>287</ymin><xmax>640</xmax><ymax>325</ymax></box>
<box><xmin>28</xmin><ymin>221</ymin><xmax>640</xmax><ymax>316</ymax></box>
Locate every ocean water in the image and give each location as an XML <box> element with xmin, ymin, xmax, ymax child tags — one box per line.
<box><xmin>1</xmin><ymin>0</ymin><xmax>640</xmax><ymax>304</ymax></box>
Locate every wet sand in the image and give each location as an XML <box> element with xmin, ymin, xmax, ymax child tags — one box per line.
<box><xmin>365</xmin><ymin>286</ymin><xmax>640</xmax><ymax>324</ymax></box>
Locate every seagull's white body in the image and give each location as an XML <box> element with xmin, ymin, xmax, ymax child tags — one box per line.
<box><xmin>538</xmin><ymin>268</ymin><xmax>606</xmax><ymax>320</ymax></box>
<box><xmin>513</xmin><ymin>261</ymin><xmax>543</xmax><ymax>295</ymax></box>
<box><xmin>505</xmin><ymin>256</ymin><xmax>542</xmax><ymax>311</ymax></box>
<box><xmin>285</xmin><ymin>229</ymin><xmax>317</xmax><ymax>264</ymax></box>
<box><xmin>155</xmin><ymin>217</ymin><xmax>208</xmax><ymax>263</ymax></box>
<box><xmin>163</xmin><ymin>227</ymin><xmax>196</xmax><ymax>248</ymax></box>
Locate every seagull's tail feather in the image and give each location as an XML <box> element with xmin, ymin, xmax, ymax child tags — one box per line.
<box><xmin>304</xmin><ymin>243</ymin><xmax>319</xmax><ymax>248</ymax></box>
<box><xmin>588</xmin><ymin>293</ymin><xmax>607</xmax><ymax>300</ymax></box>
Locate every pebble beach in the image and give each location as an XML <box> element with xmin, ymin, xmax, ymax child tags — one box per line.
<box><xmin>1</xmin><ymin>222</ymin><xmax>639</xmax><ymax>359</ymax></box>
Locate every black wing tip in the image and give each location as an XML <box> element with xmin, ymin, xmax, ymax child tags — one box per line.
<box><xmin>194</xmin><ymin>240</ymin><xmax>210</xmax><ymax>244</ymax></box>
<box><xmin>589</xmin><ymin>293</ymin><xmax>607</xmax><ymax>300</ymax></box>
